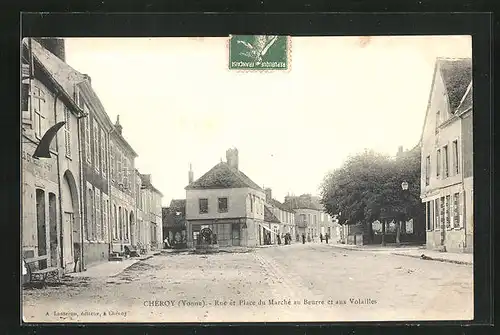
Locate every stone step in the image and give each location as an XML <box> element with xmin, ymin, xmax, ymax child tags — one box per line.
<box><xmin>109</xmin><ymin>256</ymin><xmax>124</xmax><ymax>261</ymax></box>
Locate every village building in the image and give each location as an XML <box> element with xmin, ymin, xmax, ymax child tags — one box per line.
<box><xmin>21</xmin><ymin>38</ymin><xmax>85</xmax><ymax>273</ymax></box>
<box><xmin>77</xmin><ymin>71</ymin><xmax>115</xmax><ymax>267</ymax></box>
<box><xmin>109</xmin><ymin>116</ymin><xmax>138</xmax><ymax>254</ymax></box>
<box><xmin>264</xmin><ymin>188</ymin><xmax>296</xmax><ymax>242</ymax></box>
<box><xmin>162</xmin><ymin>199</ymin><xmax>188</xmax><ymax>249</ymax></box>
<box><xmin>184</xmin><ymin>148</ymin><xmax>266</xmax><ymax>247</ymax></box>
<box><xmin>419</xmin><ymin>57</ymin><xmax>473</xmax><ymax>253</ymax></box>
<box><xmin>284</xmin><ymin>194</ymin><xmax>330</xmax><ymax>242</ymax></box>
<box><xmin>132</xmin><ymin>169</ymin><xmax>145</xmax><ymax>249</ymax></box>
<box><xmin>139</xmin><ymin>174</ymin><xmax>164</xmax><ymax>250</ymax></box>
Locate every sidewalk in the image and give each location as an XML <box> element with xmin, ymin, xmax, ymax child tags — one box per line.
<box><xmin>66</xmin><ymin>251</ymin><xmax>162</xmax><ymax>279</ymax></box>
<box><xmin>329</xmin><ymin>243</ymin><xmax>472</xmax><ymax>265</ymax></box>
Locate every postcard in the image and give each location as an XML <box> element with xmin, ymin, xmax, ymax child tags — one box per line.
<box><xmin>21</xmin><ymin>35</ymin><xmax>473</xmax><ymax>323</ymax></box>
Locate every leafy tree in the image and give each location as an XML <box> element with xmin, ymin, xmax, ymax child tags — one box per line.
<box><xmin>320</xmin><ymin>146</ymin><xmax>421</xmax><ymax>225</ymax></box>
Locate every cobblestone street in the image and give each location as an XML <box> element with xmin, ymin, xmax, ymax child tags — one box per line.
<box><xmin>23</xmin><ymin>243</ymin><xmax>473</xmax><ymax>323</ymax></box>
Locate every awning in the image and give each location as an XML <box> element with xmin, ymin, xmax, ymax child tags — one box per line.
<box><xmin>257</xmin><ymin>222</ymin><xmax>279</xmax><ymax>235</ymax></box>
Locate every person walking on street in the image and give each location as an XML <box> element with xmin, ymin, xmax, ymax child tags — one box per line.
<box><xmin>320</xmin><ymin>233</ymin><xmax>324</xmax><ymax>243</ymax></box>
<box><xmin>302</xmin><ymin>233</ymin><xmax>306</xmax><ymax>244</ymax></box>
<box><xmin>325</xmin><ymin>233</ymin><xmax>329</xmax><ymax>244</ymax></box>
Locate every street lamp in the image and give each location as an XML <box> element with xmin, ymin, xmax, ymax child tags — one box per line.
<box><xmin>401</xmin><ymin>181</ymin><xmax>409</xmax><ymax>191</ymax></box>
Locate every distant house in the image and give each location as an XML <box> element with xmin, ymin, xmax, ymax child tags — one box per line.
<box><xmin>162</xmin><ymin>199</ymin><xmax>187</xmax><ymax>249</ymax></box>
<box><xmin>264</xmin><ymin>188</ymin><xmax>296</xmax><ymax>243</ymax></box>
<box><xmin>419</xmin><ymin>57</ymin><xmax>472</xmax><ymax>253</ymax></box>
<box><xmin>184</xmin><ymin>148</ymin><xmax>266</xmax><ymax>247</ymax></box>
<box><xmin>284</xmin><ymin>194</ymin><xmax>335</xmax><ymax>241</ymax></box>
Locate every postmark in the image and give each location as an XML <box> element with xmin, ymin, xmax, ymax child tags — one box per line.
<box><xmin>228</xmin><ymin>35</ymin><xmax>290</xmax><ymax>71</ymax></box>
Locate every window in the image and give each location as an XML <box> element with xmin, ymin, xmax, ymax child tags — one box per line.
<box><xmin>118</xmin><ymin>207</ymin><xmax>123</xmax><ymax>240</ymax></box>
<box><xmin>101</xmin><ymin>130</ymin><xmax>107</xmax><ymax>176</ymax></box>
<box><xmin>217</xmin><ymin>197</ymin><xmax>228</xmax><ymax>213</ymax></box>
<box><xmin>123</xmin><ymin>158</ymin><xmax>129</xmax><ymax>188</ymax></box>
<box><xmin>445</xmin><ymin>195</ymin><xmax>451</xmax><ymax>229</ymax></box>
<box><xmin>436</xmin><ymin>110</ymin><xmax>441</xmax><ymax>129</ymax></box>
<box><xmin>426</xmin><ymin>201</ymin><xmax>432</xmax><ymax>230</ymax></box>
<box><xmin>440</xmin><ymin>196</ymin><xmax>445</xmax><ymax>229</ymax></box>
<box><xmin>64</xmin><ymin>107</ymin><xmax>71</xmax><ymax>158</ymax></box>
<box><xmin>124</xmin><ymin>209</ymin><xmax>129</xmax><ymax>241</ymax></box>
<box><xmin>443</xmin><ymin>145</ymin><xmax>449</xmax><ymax>178</ymax></box>
<box><xmin>87</xmin><ymin>188</ymin><xmax>94</xmax><ymax>240</ymax></box>
<box><xmin>452</xmin><ymin>140</ymin><xmax>459</xmax><ymax>175</ymax></box>
<box><xmin>199</xmin><ymin>198</ymin><xmax>208</xmax><ymax>214</ymax></box>
<box><xmin>93</xmin><ymin>123</ymin><xmax>100</xmax><ymax>172</ymax></box>
<box><xmin>84</xmin><ymin>109</ymin><xmax>91</xmax><ymax>163</ymax></box>
<box><xmin>110</xmin><ymin>142</ymin><xmax>115</xmax><ymax>181</ymax></box>
<box><xmin>436</xmin><ymin>149</ymin><xmax>441</xmax><ymax>177</ymax></box>
<box><xmin>117</xmin><ymin>150</ymin><xmax>122</xmax><ymax>184</ymax></box>
<box><xmin>102</xmin><ymin>198</ymin><xmax>108</xmax><ymax>242</ymax></box>
<box><xmin>113</xmin><ymin>204</ymin><xmax>118</xmax><ymax>240</ymax></box>
<box><xmin>32</xmin><ymin>86</ymin><xmax>46</xmax><ymax>139</ymax></box>
<box><xmin>95</xmin><ymin>189</ymin><xmax>101</xmax><ymax>241</ymax></box>
<box><xmin>434</xmin><ymin>198</ymin><xmax>440</xmax><ymax>230</ymax></box>
<box><xmin>425</xmin><ymin>155</ymin><xmax>431</xmax><ymax>185</ymax></box>
<box><xmin>250</xmin><ymin>195</ymin><xmax>254</xmax><ymax>212</ymax></box>
<box><xmin>453</xmin><ymin>193</ymin><xmax>460</xmax><ymax>229</ymax></box>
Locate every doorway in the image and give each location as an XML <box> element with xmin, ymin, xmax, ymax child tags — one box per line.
<box><xmin>48</xmin><ymin>193</ymin><xmax>58</xmax><ymax>267</ymax></box>
<box><xmin>232</xmin><ymin>223</ymin><xmax>240</xmax><ymax>246</ymax></box>
<box><xmin>36</xmin><ymin>189</ymin><xmax>47</xmax><ymax>269</ymax></box>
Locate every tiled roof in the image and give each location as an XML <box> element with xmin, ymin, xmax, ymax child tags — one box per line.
<box><xmin>25</xmin><ymin>38</ymin><xmax>87</xmax><ymax>101</ymax></box>
<box><xmin>283</xmin><ymin>195</ymin><xmax>322</xmax><ymax>211</ymax></box>
<box><xmin>169</xmin><ymin>199</ymin><xmax>186</xmax><ymax>212</ymax></box>
<box><xmin>264</xmin><ymin>206</ymin><xmax>281</xmax><ymax>223</ymax></box>
<box><xmin>456</xmin><ymin>81</ymin><xmax>472</xmax><ymax>115</ymax></box>
<box><xmin>438</xmin><ymin>58</ymin><xmax>472</xmax><ymax>113</ymax></box>
<box><xmin>268</xmin><ymin>198</ymin><xmax>295</xmax><ymax>213</ymax></box>
<box><xmin>185</xmin><ymin>162</ymin><xmax>263</xmax><ymax>191</ymax></box>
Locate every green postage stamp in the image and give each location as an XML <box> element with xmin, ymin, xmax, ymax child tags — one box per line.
<box><xmin>229</xmin><ymin>35</ymin><xmax>290</xmax><ymax>71</ymax></box>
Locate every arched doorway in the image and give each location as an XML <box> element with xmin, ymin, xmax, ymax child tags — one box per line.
<box><xmin>129</xmin><ymin>211</ymin><xmax>135</xmax><ymax>245</ymax></box>
<box><xmin>62</xmin><ymin>170</ymin><xmax>80</xmax><ymax>272</ymax></box>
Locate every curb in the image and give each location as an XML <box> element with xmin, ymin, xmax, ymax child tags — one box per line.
<box><xmin>391</xmin><ymin>252</ymin><xmax>473</xmax><ymax>265</ymax></box>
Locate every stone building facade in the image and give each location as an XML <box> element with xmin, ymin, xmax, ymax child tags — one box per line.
<box><xmin>21</xmin><ymin>38</ymin><xmax>85</xmax><ymax>273</ymax></box>
<box><xmin>21</xmin><ymin>38</ymin><xmax>165</xmax><ymax>273</ymax></box>
<box><xmin>185</xmin><ymin>148</ymin><xmax>266</xmax><ymax>248</ymax></box>
<box><xmin>109</xmin><ymin>116</ymin><xmax>138</xmax><ymax>254</ymax></box>
<box><xmin>419</xmin><ymin>58</ymin><xmax>473</xmax><ymax>253</ymax></box>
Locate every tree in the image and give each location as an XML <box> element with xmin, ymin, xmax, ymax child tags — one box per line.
<box><xmin>320</xmin><ymin>146</ymin><xmax>421</xmax><ymax>239</ymax></box>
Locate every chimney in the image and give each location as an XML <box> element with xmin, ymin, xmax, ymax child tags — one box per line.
<box><xmin>83</xmin><ymin>74</ymin><xmax>92</xmax><ymax>86</ymax></box>
<box><xmin>226</xmin><ymin>148</ymin><xmax>239</xmax><ymax>170</ymax></box>
<box><xmin>188</xmin><ymin>163</ymin><xmax>194</xmax><ymax>184</ymax></box>
<box><xmin>265</xmin><ymin>188</ymin><xmax>272</xmax><ymax>202</ymax></box>
<box><xmin>115</xmin><ymin>115</ymin><xmax>123</xmax><ymax>135</ymax></box>
<box><xmin>397</xmin><ymin>145</ymin><xmax>404</xmax><ymax>157</ymax></box>
<box><xmin>34</xmin><ymin>38</ymin><xmax>66</xmax><ymax>62</ymax></box>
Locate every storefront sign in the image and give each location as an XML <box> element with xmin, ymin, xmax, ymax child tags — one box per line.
<box><xmin>22</xmin><ymin>149</ymin><xmax>58</xmax><ymax>183</ymax></box>
<box><xmin>406</xmin><ymin>219</ymin><xmax>414</xmax><ymax>234</ymax></box>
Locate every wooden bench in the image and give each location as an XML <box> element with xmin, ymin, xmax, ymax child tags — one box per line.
<box><xmin>24</xmin><ymin>255</ymin><xmax>60</xmax><ymax>286</ymax></box>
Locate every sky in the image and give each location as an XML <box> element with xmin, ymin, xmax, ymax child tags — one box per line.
<box><xmin>64</xmin><ymin>36</ymin><xmax>471</xmax><ymax>206</ymax></box>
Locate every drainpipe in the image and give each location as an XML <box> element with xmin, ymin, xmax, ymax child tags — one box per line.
<box><xmin>107</xmin><ymin>127</ymin><xmax>117</xmax><ymax>256</ymax></box>
<box><xmin>53</xmin><ymin>91</ymin><xmax>64</xmax><ymax>271</ymax></box>
<box><xmin>75</xmin><ymin>93</ymin><xmax>87</xmax><ymax>272</ymax></box>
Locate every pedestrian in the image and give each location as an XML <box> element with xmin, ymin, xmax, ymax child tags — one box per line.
<box><xmin>325</xmin><ymin>233</ymin><xmax>329</xmax><ymax>244</ymax></box>
<box><xmin>320</xmin><ymin>233</ymin><xmax>324</xmax><ymax>243</ymax></box>
<box><xmin>73</xmin><ymin>242</ymin><xmax>81</xmax><ymax>272</ymax></box>
<box><xmin>302</xmin><ymin>233</ymin><xmax>306</xmax><ymax>244</ymax></box>
<box><xmin>277</xmin><ymin>234</ymin><xmax>281</xmax><ymax>245</ymax></box>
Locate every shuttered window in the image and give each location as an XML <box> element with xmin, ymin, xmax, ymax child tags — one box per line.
<box><xmin>64</xmin><ymin>107</ymin><xmax>71</xmax><ymax>158</ymax></box>
<box><xmin>101</xmin><ymin>130</ymin><xmax>107</xmax><ymax>176</ymax></box>
<box><xmin>84</xmin><ymin>106</ymin><xmax>91</xmax><ymax>163</ymax></box>
<box><xmin>32</xmin><ymin>86</ymin><xmax>46</xmax><ymax>139</ymax></box>
<box><xmin>95</xmin><ymin>188</ymin><xmax>101</xmax><ymax>241</ymax></box>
